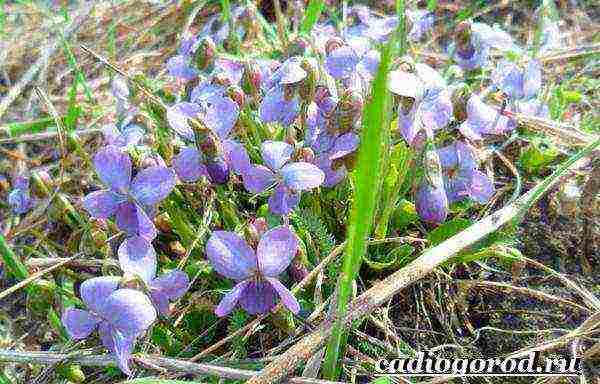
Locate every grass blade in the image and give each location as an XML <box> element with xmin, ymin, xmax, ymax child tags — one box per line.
<box><xmin>300</xmin><ymin>0</ymin><xmax>325</xmax><ymax>35</ymax></box>
<box><xmin>0</xmin><ymin>234</ymin><xmax>29</xmax><ymax>281</ymax></box>
<box><xmin>321</xmin><ymin>32</ymin><xmax>395</xmax><ymax>381</ymax></box>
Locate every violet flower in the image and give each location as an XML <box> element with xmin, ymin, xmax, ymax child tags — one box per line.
<box><xmin>8</xmin><ymin>175</ymin><xmax>32</xmax><ymax>214</ymax></box>
<box><xmin>415</xmin><ymin>149</ymin><xmax>448</xmax><ymax>224</ymax></box>
<box><xmin>117</xmin><ymin>236</ymin><xmax>190</xmax><ymax>315</ymax></box>
<box><xmin>453</xmin><ymin>22</ymin><xmax>518</xmax><ymax>71</ymax></box>
<box><xmin>102</xmin><ymin>123</ymin><xmax>144</xmax><ymax>149</ymax></box>
<box><xmin>167</xmin><ymin>91</ymin><xmax>249</xmax><ymax>184</ymax></box>
<box><xmin>324</xmin><ymin>38</ymin><xmax>380</xmax><ymax>84</ymax></box>
<box><xmin>62</xmin><ymin>276</ymin><xmax>156</xmax><ymax>374</ymax></box>
<box><xmin>437</xmin><ymin>141</ymin><xmax>495</xmax><ymax>205</ymax></box>
<box><xmin>407</xmin><ymin>9</ymin><xmax>434</xmax><ymax>41</ymax></box>
<box><xmin>458</xmin><ymin>94</ymin><xmax>516</xmax><ymax>140</ymax></box>
<box><xmin>242</xmin><ymin>141</ymin><xmax>325</xmax><ymax>215</ymax></box>
<box><xmin>166</xmin><ymin>35</ymin><xmax>199</xmax><ymax>81</ymax></box>
<box><xmin>206</xmin><ymin>226</ymin><xmax>300</xmax><ymax>316</ymax></box>
<box><xmin>82</xmin><ymin>146</ymin><xmax>176</xmax><ymax>241</ymax></box>
<box><xmin>259</xmin><ymin>57</ymin><xmax>307</xmax><ymax>126</ymax></box>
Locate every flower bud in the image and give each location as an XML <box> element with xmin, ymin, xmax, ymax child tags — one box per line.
<box><xmin>206</xmin><ymin>156</ymin><xmax>230</xmax><ymax>184</ymax></box>
<box><xmin>297</xmin><ymin>147</ymin><xmax>315</xmax><ymax>163</ymax></box>
<box><xmin>243</xmin><ymin>61</ymin><xmax>262</xmax><ymax>94</ymax></box>
<box><xmin>298</xmin><ymin>58</ymin><xmax>318</xmax><ymax>102</ymax></box>
<box><xmin>227</xmin><ymin>85</ymin><xmax>246</xmax><ymax>109</ymax></box>
<box><xmin>196</xmin><ymin>37</ymin><xmax>217</xmax><ymax>71</ymax></box>
<box><xmin>415</xmin><ymin>182</ymin><xmax>448</xmax><ymax>224</ymax></box>
<box><xmin>335</xmin><ymin>89</ymin><xmax>363</xmax><ymax>133</ymax></box>
<box><xmin>212</xmin><ymin>71</ymin><xmax>232</xmax><ymax>88</ymax></box>
<box><xmin>325</xmin><ymin>37</ymin><xmax>344</xmax><ymax>55</ymax></box>
<box><xmin>423</xmin><ymin>148</ymin><xmax>444</xmax><ymax>189</ymax></box>
<box><xmin>450</xmin><ymin>83</ymin><xmax>471</xmax><ymax>122</ymax></box>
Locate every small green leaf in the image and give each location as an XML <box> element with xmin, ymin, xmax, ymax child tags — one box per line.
<box><xmin>427</xmin><ymin>218</ymin><xmax>473</xmax><ymax>246</ymax></box>
<box><xmin>519</xmin><ymin>141</ymin><xmax>560</xmax><ymax>174</ymax></box>
<box><xmin>300</xmin><ymin>0</ymin><xmax>324</xmax><ymax>35</ymax></box>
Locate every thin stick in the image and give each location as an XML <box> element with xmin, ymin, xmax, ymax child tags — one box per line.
<box><xmin>0</xmin><ymin>350</ymin><xmax>345</xmax><ymax>384</ymax></box>
<box><xmin>0</xmin><ymin>4</ymin><xmax>94</xmax><ymax>122</ymax></box>
<box><xmin>246</xmin><ymin>139</ymin><xmax>600</xmax><ymax>384</ymax></box>
<box><xmin>0</xmin><ymin>257</ymin><xmax>75</xmax><ymax>301</ymax></box>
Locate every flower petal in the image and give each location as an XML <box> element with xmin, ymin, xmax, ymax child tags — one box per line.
<box><xmin>172</xmin><ymin>147</ymin><xmax>209</xmax><ymax>182</ymax></box>
<box><xmin>111</xmin><ymin>329</ymin><xmax>137</xmax><ymax>376</ymax></box>
<box><xmin>118</xmin><ymin>236</ymin><xmax>157</xmax><ymax>283</ymax></box>
<box><xmin>272</xmin><ymin>57</ymin><xmax>307</xmax><ymax>85</ymax></box>
<box><xmin>222</xmin><ymin>139</ymin><xmax>251</xmax><ymax>175</ymax></box>
<box><xmin>149</xmin><ymin>290</ymin><xmax>170</xmax><ymax>316</ymax></box>
<box><xmin>280</xmin><ymin>162</ymin><xmax>325</xmax><ymax>191</ymax></box>
<box><xmin>166</xmin><ymin>55</ymin><xmax>198</xmax><ymax>81</ymax></box>
<box><xmin>93</xmin><ymin>146</ymin><xmax>132</xmax><ymax>193</ymax></box>
<box><xmin>238</xmin><ymin>280</ymin><xmax>277</xmax><ymax>314</ymax></box>
<box><xmin>242</xmin><ymin>165</ymin><xmax>276</xmax><ymax>194</ymax></box>
<box><xmin>268</xmin><ymin>184</ymin><xmax>300</xmax><ymax>216</ymax></box>
<box><xmin>261</xmin><ymin>141</ymin><xmax>293</xmax><ymax>171</ymax></box>
<box><xmin>325</xmin><ymin>46</ymin><xmax>359</xmax><ymax>79</ymax></box>
<box><xmin>259</xmin><ymin>86</ymin><xmax>300</xmax><ymax>127</ymax></box>
<box><xmin>206</xmin><ymin>231</ymin><xmax>257</xmax><ymax>280</ymax></box>
<box><xmin>101</xmin><ymin>289</ymin><xmax>157</xmax><ymax>336</ymax></box>
<box><xmin>202</xmin><ymin>95</ymin><xmax>239</xmax><ymax>139</ymax></box>
<box><xmin>257</xmin><ymin>226</ymin><xmax>298</xmax><ymax>277</ymax></box>
<box><xmin>315</xmin><ymin>154</ymin><xmax>347</xmax><ymax>187</ymax></box>
<box><xmin>523</xmin><ymin>60</ymin><xmax>542</xmax><ymax>99</ymax></box>
<box><xmin>115</xmin><ymin>202</ymin><xmax>157</xmax><ymax>241</ymax></box>
<box><xmin>388</xmin><ymin>70</ymin><xmax>423</xmax><ymax>99</ymax></box>
<box><xmin>265</xmin><ymin>277</ymin><xmax>300</xmax><ymax>314</ymax></box>
<box><xmin>466</xmin><ymin>169</ymin><xmax>495</xmax><ymax>204</ymax></box>
<box><xmin>80</xmin><ymin>276</ymin><xmax>120</xmax><ymax>314</ymax></box>
<box><xmin>167</xmin><ymin>102</ymin><xmax>201</xmax><ymax>141</ymax></box>
<box><xmin>131</xmin><ymin>166</ymin><xmax>176</xmax><ymax>206</ymax></box>
<box><xmin>150</xmin><ymin>269</ymin><xmax>189</xmax><ymax>300</ymax></box>
<box><xmin>214</xmin><ymin>280</ymin><xmax>250</xmax><ymax>317</ymax></box>
<box><xmin>62</xmin><ymin>308</ymin><xmax>100</xmax><ymax>339</ymax></box>
<box><xmin>329</xmin><ymin>133</ymin><xmax>359</xmax><ymax>160</ymax></box>
<box><xmin>82</xmin><ymin>190</ymin><xmax>124</xmax><ymax>219</ymax></box>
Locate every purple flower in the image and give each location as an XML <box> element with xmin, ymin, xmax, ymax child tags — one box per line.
<box><xmin>407</xmin><ymin>9</ymin><xmax>434</xmax><ymax>41</ymax></box>
<box><xmin>117</xmin><ymin>236</ymin><xmax>190</xmax><ymax>315</ymax></box>
<box><xmin>206</xmin><ymin>226</ymin><xmax>300</xmax><ymax>316</ymax></box>
<box><xmin>437</xmin><ymin>142</ymin><xmax>495</xmax><ymax>204</ymax></box>
<box><xmin>491</xmin><ymin>60</ymin><xmax>542</xmax><ymax>100</ymax></box>
<box><xmin>62</xmin><ymin>276</ymin><xmax>156</xmax><ymax>374</ymax></box>
<box><xmin>82</xmin><ymin>146</ymin><xmax>176</xmax><ymax>241</ymax></box>
<box><xmin>453</xmin><ymin>22</ymin><xmax>518</xmax><ymax>71</ymax></box>
<box><xmin>102</xmin><ymin>123</ymin><xmax>144</xmax><ymax>149</ymax></box>
<box><xmin>415</xmin><ymin>149</ymin><xmax>448</xmax><ymax>224</ymax></box>
<box><xmin>242</xmin><ymin>141</ymin><xmax>325</xmax><ymax>215</ymax></box>
<box><xmin>167</xmin><ymin>92</ymin><xmax>249</xmax><ymax>184</ymax></box>
<box><xmin>459</xmin><ymin>94</ymin><xmax>516</xmax><ymax>140</ymax></box>
<box><xmin>8</xmin><ymin>175</ymin><xmax>32</xmax><ymax>214</ymax></box>
<box><xmin>324</xmin><ymin>39</ymin><xmax>380</xmax><ymax>83</ymax></box>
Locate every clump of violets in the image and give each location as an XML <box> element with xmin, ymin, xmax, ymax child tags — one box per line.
<box><xmin>118</xmin><ymin>236</ymin><xmax>190</xmax><ymax>315</ymax></box>
<box><xmin>8</xmin><ymin>175</ymin><xmax>32</xmax><ymax>214</ymax></box>
<box><xmin>416</xmin><ymin>142</ymin><xmax>494</xmax><ymax>224</ymax></box>
<box><xmin>82</xmin><ymin>146</ymin><xmax>176</xmax><ymax>241</ymax></box>
<box><xmin>206</xmin><ymin>225</ymin><xmax>300</xmax><ymax>316</ymax></box>
<box><xmin>242</xmin><ymin>141</ymin><xmax>325</xmax><ymax>215</ymax></box>
<box><xmin>452</xmin><ymin>21</ymin><xmax>518</xmax><ymax>71</ymax></box>
<box><xmin>62</xmin><ymin>276</ymin><xmax>156</xmax><ymax>374</ymax></box>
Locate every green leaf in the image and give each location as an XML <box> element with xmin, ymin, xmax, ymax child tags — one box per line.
<box><xmin>300</xmin><ymin>0</ymin><xmax>324</xmax><ymax>35</ymax></box>
<box><xmin>392</xmin><ymin>199</ymin><xmax>419</xmax><ymax>230</ymax></box>
<box><xmin>122</xmin><ymin>380</ymin><xmax>202</xmax><ymax>384</ymax></box>
<box><xmin>364</xmin><ymin>244</ymin><xmax>415</xmax><ymax>271</ymax></box>
<box><xmin>519</xmin><ymin>140</ymin><xmax>560</xmax><ymax>175</ymax></box>
<box><xmin>370</xmin><ymin>377</ymin><xmax>392</xmax><ymax>384</ymax></box>
<box><xmin>427</xmin><ymin>218</ymin><xmax>473</xmax><ymax>246</ymax></box>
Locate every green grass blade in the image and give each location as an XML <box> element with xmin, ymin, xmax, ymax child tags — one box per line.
<box><xmin>321</xmin><ymin>31</ymin><xmax>395</xmax><ymax>381</ymax></box>
<box><xmin>220</xmin><ymin>0</ymin><xmax>231</xmax><ymax>23</ymax></box>
<box><xmin>0</xmin><ymin>234</ymin><xmax>29</xmax><ymax>281</ymax></box>
<box><xmin>300</xmin><ymin>0</ymin><xmax>325</xmax><ymax>35</ymax></box>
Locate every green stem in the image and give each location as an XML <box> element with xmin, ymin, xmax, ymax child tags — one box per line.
<box><xmin>0</xmin><ymin>234</ymin><xmax>29</xmax><ymax>280</ymax></box>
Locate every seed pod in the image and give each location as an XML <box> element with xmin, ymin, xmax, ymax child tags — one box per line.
<box><xmin>227</xmin><ymin>85</ymin><xmax>246</xmax><ymax>109</ymax></box>
<box><xmin>450</xmin><ymin>83</ymin><xmax>472</xmax><ymax>122</ymax></box>
<box><xmin>242</xmin><ymin>61</ymin><xmax>262</xmax><ymax>95</ymax></box>
<box><xmin>297</xmin><ymin>147</ymin><xmax>315</xmax><ymax>163</ymax></box>
<box><xmin>335</xmin><ymin>89</ymin><xmax>364</xmax><ymax>134</ymax></box>
<box><xmin>423</xmin><ymin>148</ymin><xmax>444</xmax><ymax>189</ymax></box>
<box><xmin>298</xmin><ymin>58</ymin><xmax>318</xmax><ymax>102</ymax></box>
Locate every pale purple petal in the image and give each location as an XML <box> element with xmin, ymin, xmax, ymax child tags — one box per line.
<box><xmin>222</xmin><ymin>139</ymin><xmax>251</xmax><ymax>175</ymax></box>
<box><xmin>101</xmin><ymin>288</ymin><xmax>156</xmax><ymax>336</ymax></box>
<box><xmin>281</xmin><ymin>162</ymin><xmax>325</xmax><ymax>191</ymax></box>
<box><xmin>206</xmin><ymin>231</ymin><xmax>257</xmax><ymax>280</ymax></box>
<box><xmin>8</xmin><ymin>188</ymin><xmax>31</xmax><ymax>214</ymax></box>
<box><xmin>466</xmin><ymin>169</ymin><xmax>495</xmax><ymax>203</ymax></box>
<box><xmin>492</xmin><ymin>61</ymin><xmax>523</xmax><ymax>99</ymax></box>
<box><xmin>150</xmin><ymin>270</ymin><xmax>189</xmax><ymax>300</ymax></box>
<box><xmin>206</xmin><ymin>156</ymin><xmax>230</xmax><ymax>184</ymax></box>
<box><xmin>112</xmin><ymin>125</ymin><xmax>144</xmax><ymax>148</ymax></box>
<box><xmin>261</xmin><ymin>141</ymin><xmax>293</xmax><ymax>171</ymax></box>
<box><xmin>315</xmin><ymin>155</ymin><xmax>347</xmax><ymax>187</ymax></box>
<box><xmin>242</xmin><ymin>165</ymin><xmax>276</xmax><ymax>193</ymax></box>
<box><xmin>238</xmin><ymin>280</ymin><xmax>277</xmax><ymax>314</ymax></box>
<box><xmin>523</xmin><ymin>60</ymin><xmax>542</xmax><ymax>99</ymax></box>
<box><xmin>215</xmin><ymin>280</ymin><xmax>250</xmax><ymax>317</ymax></box>
<box><xmin>445</xmin><ymin>173</ymin><xmax>471</xmax><ymax>204</ymax></box>
<box><xmin>82</xmin><ymin>190</ymin><xmax>124</xmax><ymax>219</ymax></box>
<box><xmin>388</xmin><ymin>70</ymin><xmax>423</xmax><ymax>99</ymax></box>
<box><xmin>115</xmin><ymin>202</ymin><xmax>157</xmax><ymax>241</ymax></box>
<box><xmin>62</xmin><ymin>308</ymin><xmax>100</xmax><ymax>339</ymax></box>
<box><xmin>265</xmin><ymin>277</ymin><xmax>300</xmax><ymax>314</ymax></box>
<box><xmin>415</xmin><ymin>182</ymin><xmax>448</xmax><ymax>224</ymax></box>
<box><xmin>421</xmin><ymin>89</ymin><xmax>453</xmax><ymax>131</ymax></box>
<box><xmin>93</xmin><ymin>146</ymin><xmax>132</xmax><ymax>193</ymax></box>
<box><xmin>172</xmin><ymin>147</ymin><xmax>209</xmax><ymax>182</ymax></box>
<box><xmin>259</xmin><ymin>86</ymin><xmax>300</xmax><ymax>126</ymax></box>
<box><xmin>214</xmin><ymin>58</ymin><xmax>244</xmax><ymax>85</ymax></box>
<box><xmin>111</xmin><ymin>329</ymin><xmax>136</xmax><ymax>375</ymax></box>
<box><xmin>166</xmin><ymin>55</ymin><xmax>198</xmax><ymax>81</ymax></box>
<box><xmin>357</xmin><ymin>49</ymin><xmax>380</xmax><ymax>81</ymax></box>
<box><xmin>131</xmin><ymin>166</ymin><xmax>176</xmax><ymax>206</ymax></box>
<box><xmin>191</xmin><ymin>83</ymin><xmax>226</xmax><ymax>104</ymax></box>
<box><xmin>257</xmin><ymin>226</ymin><xmax>298</xmax><ymax>277</ymax></box>
<box><xmin>272</xmin><ymin>57</ymin><xmax>307</xmax><ymax>85</ymax></box>
<box><xmin>329</xmin><ymin>133</ymin><xmax>359</xmax><ymax>160</ymax></box>
<box><xmin>167</xmin><ymin>102</ymin><xmax>201</xmax><ymax>141</ymax></box>
<box><xmin>118</xmin><ymin>236</ymin><xmax>157</xmax><ymax>283</ymax></box>
<box><xmin>149</xmin><ymin>291</ymin><xmax>170</xmax><ymax>316</ymax></box>
<box><xmin>325</xmin><ymin>46</ymin><xmax>359</xmax><ymax>79</ymax></box>
<box><xmin>202</xmin><ymin>96</ymin><xmax>239</xmax><ymax>139</ymax></box>
<box><xmin>268</xmin><ymin>184</ymin><xmax>300</xmax><ymax>215</ymax></box>
<box><xmin>80</xmin><ymin>276</ymin><xmax>120</xmax><ymax>314</ymax></box>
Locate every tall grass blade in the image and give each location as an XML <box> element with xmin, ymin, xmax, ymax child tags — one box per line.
<box><xmin>321</xmin><ymin>28</ymin><xmax>395</xmax><ymax>382</ymax></box>
<box><xmin>0</xmin><ymin>234</ymin><xmax>29</xmax><ymax>280</ymax></box>
<box><xmin>300</xmin><ymin>0</ymin><xmax>325</xmax><ymax>35</ymax></box>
